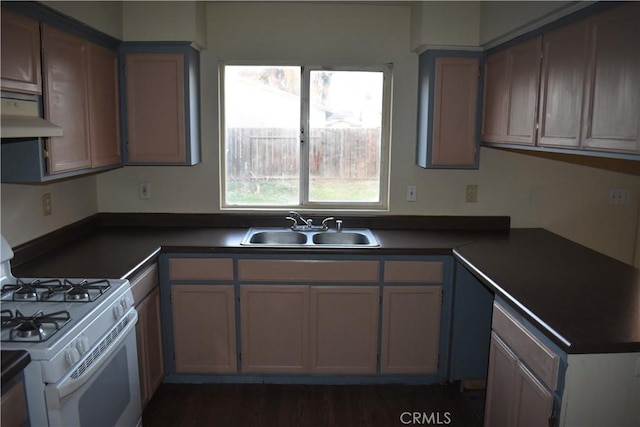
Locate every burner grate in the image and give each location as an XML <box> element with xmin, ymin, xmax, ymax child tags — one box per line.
<box><xmin>1</xmin><ymin>309</ymin><xmax>71</xmax><ymax>342</ymax></box>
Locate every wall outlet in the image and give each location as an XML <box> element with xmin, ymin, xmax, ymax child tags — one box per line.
<box><xmin>466</xmin><ymin>185</ymin><xmax>478</xmax><ymax>203</ymax></box>
<box><xmin>139</xmin><ymin>182</ymin><xmax>151</xmax><ymax>200</ymax></box>
<box><xmin>42</xmin><ymin>193</ymin><xmax>52</xmax><ymax>216</ymax></box>
<box><xmin>406</xmin><ymin>185</ymin><xmax>417</xmax><ymax>202</ymax></box>
<box><xmin>608</xmin><ymin>189</ymin><xmax>630</xmax><ymax>205</ymax></box>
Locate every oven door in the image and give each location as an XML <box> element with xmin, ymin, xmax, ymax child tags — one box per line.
<box><xmin>44</xmin><ymin>308</ymin><xmax>142</xmax><ymax>427</ymax></box>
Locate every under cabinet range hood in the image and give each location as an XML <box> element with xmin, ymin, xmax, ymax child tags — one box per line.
<box><xmin>1</xmin><ymin>98</ymin><xmax>63</xmax><ymax>138</ymax></box>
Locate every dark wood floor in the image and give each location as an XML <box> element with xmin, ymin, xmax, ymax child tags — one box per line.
<box><xmin>142</xmin><ymin>383</ymin><xmax>484</xmax><ymax>427</ymax></box>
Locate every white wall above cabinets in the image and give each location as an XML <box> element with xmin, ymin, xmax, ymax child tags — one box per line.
<box><xmin>122</xmin><ymin>1</ymin><xmax>206</xmax><ymax>48</ymax></box>
<box><xmin>410</xmin><ymin>1</ymin><xmax>481</xmax><ymax>52</ymax></box>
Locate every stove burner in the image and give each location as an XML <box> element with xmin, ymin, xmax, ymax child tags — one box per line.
<box><xmin>14</xmin><ymin>320</ymin><xmax>46</xmax><ymax>338</ymax></box>
<box><xmin>2</xmin><ymin>279</ymin><xmax>63</xmax><ymax>302</ymax></box>
<box><xmin>66</xmin><ymin>287</ymin><xmax>90</xmax><ymax>301</ymax></box>
<box><xmin>2</xmin><ymin>278</ymin><xmax>111</xmax><ymax>303</ymax></box>
<box><xmin>1</xmin><ymin>309</ymin><xmax>71</xmax><ymax>342</ymax></box>
<box><xmin>63</xmin><ymin>279</ymin><xmax>110</xmax><ymax>302</ymax></box>
<box><xmin>14</xmin><ymin>286</ymin><xmax>37</xmax><ymax>301</ymax></box>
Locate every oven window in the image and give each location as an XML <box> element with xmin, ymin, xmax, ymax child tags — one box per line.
<box><xmin>79</xmin><ymin>346</ymin><xmax>131</xmax><ymax>427</ymax></box>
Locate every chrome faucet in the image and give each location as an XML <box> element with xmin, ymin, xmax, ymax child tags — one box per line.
<box><xmin>286</xmin><ymin>211</ymin><xmax>313</xmax><ymax>230</ymax></box>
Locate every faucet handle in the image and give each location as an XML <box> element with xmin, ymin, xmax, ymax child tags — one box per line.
<box><xmin>321</xmin><ymin>217</ymin><xmax>335</xmax><ymax>231</ymax></box>
<box><xmin>335</xmin><ymin>219</ymin><xmax>343</xmax><ymax>232</ymax></box>
<box><xmin>285</xmin><ymin>216</ymin><xmax>297</xmax><ymax>229</ymax></box>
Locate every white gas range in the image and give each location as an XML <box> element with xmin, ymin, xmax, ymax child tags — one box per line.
<box><xmin>0</xmin><ymin>236</ymin><xmax>142</xmax><ymax>427</ymax></box>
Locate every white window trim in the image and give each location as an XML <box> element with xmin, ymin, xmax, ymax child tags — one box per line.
<box><xmin>219</xmin><ymin>62</ymin><xmax>392</xmax><ymax>212</ymax></box>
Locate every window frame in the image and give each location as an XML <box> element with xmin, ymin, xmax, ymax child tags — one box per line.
<box><xmin>219</xmin><ymin>62</ymin><xmax>392</xmax><ymax>211</ymax></box>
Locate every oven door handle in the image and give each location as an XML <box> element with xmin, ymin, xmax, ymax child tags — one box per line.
<box><xmin>45</xmin><ymin>308</ymin><xmax>138</xmax><ymax>409</ymax></box>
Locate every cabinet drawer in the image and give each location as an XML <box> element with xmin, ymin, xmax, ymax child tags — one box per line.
<box><xmin>384</xmin><ymin>261</ymin><xmax>443</xmax><ymax>283</ymax></box>
<box><xmin>130</xmin><ymin>263</ymin><xmax>159</xmax><ymax>306</ymax></box>
<box><xmin>169</xmin><ymin>258</ymin><xmax>234</xmax><ymax>281</ymax></box>
<box><xmin>238</xmin><ymin>259</ymin><xmax>379</xmax><ymax>282</ymax></box>
<box><xmin>492</xmin><ymin>303</ymin><xmax>559</xmax><ymax>390</ymax></box>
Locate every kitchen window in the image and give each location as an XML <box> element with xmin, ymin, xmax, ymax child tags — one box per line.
<box><xmin>220</xmin><ymin>64</ymin><xmax>391</xmax><ymax>210</ymax></box>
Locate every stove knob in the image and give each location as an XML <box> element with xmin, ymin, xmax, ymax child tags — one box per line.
<box><xmin>113</xmin><ymin>303</ymin><xmax>124</xmax><ymax>319</ymax></box>
<box><xmin>120</xmin><ymin>297</ymin><xmax>130</xmax><ymax>310</ymax></box>
<box><xmin>65</xmin><ymin>347</ymin><xmax>81</xmax><ymax>367</ymax></box>
<box><xmin>76</xmin><ymin>335</ymin><xmax>90</xmax><ymax>354</ymax></box>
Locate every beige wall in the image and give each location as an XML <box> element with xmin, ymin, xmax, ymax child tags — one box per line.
<box><xmin>1</xmin><ymin>1</ymin><xmax>639</xmax><ymax>267</ymax></box>
<box><xmin>0</xmin><ymin>177</ymin><xmax>98</xmax><ymax>247</ymax></box>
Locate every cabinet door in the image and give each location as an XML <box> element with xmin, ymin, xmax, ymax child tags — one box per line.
<box><xmin>482</xmin><ymin>50</ymin><xmax>509</xmax><ymax>143</ymax></box>
<box><xmin>505</xmin><ymin>37</ymin><xmax>541</xmax><ymax>145</ymax></box>
<box><xmin>513</xmin><ymin>361</ymin><xmax>554</xmax><ymax>427</ymax></box>
<box><xmin>309</xmin><ymin>286</ymin><xmax>379</xmax><ymax>374</ymax></box>
<box><xmin>240</xmin><ymin>285</ymin><xmax>309</xmax><ymax>374</ymax></box>
<box><xmin>538</xmin><ymin>20</ymin><xmax>589</xmax><ymax>148</ymax></box>
<box><xmin>171</xmin><ymin>285</ymin><xmax>237</xmax><ymax>373</ymax></box>
<box><xmin>380</xmin><ymin>285</ymin><xmax>441</xmax><ymax>374</ymax></box>
<box><xmin>87</xmin><ymin>42</ymin><xmax>121</xmax><ymax>167</ymax></box>
<box><xmin>581</xmin><ymin>3</ymin><xmax>640</xmax><ymax>153</ymax></box>
<box><xmin>1</xmin><ymin>8</ymin><xmax>41</xmax><ymax>94</ymax></box>
<box><xmin>484</xmin><ymin>333</ymin><xmax>518</xmax><ymax>427</ymax></box>
<box><xmin>136</xmin><ymin>295</ymin><xmax>150</xmax><ymax>408</ymax></box>
<box><xmin>143</xmin><ymin>287</ymin><xmax>164</xmax><ymax>402</ymax></box>
<box><xmin>125</xmin><ymin>53</ymin><xmax>186</xmax><ymax>163</ymax></box>
<box><xmin>42</xmin><ymin>25</ymin><xmax>91</xmax><ymax>173</ymax></box>
<box><xmin>0</xmin><ymin>377</ymin><xmax>29</xmax><ymax>427</ymax></box>
<box><xmin>431</xmin><ymin>56</ymin><xmax>479</xmax><ymax>166</ymax></box>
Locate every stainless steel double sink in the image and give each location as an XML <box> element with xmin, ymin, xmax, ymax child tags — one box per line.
<box><xmin>240</xmin><ymin>227</ymin><xmax>379</xmax><ymax>247</ymax></box>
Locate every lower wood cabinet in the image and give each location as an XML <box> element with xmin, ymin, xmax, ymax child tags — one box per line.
<box><xmin>171</xmin><ymin>284</ymin><xmax>237</xmax><ymax>374</ymax></box>
<box><xmin>380</xmin><ymin>285</ymin><xmax>442</xmax><ymax>374</ymax></box>
<box><xmin>1</xmin><ymin>376</ymin><xmax>28</xmax><ymax>427</ymax></box>
<box><xmin>130</xmin><ymin>263</ymin><xmax>164</xmax><ymax>409</ymax></box>
<box><xmin>310</xmin><ymin>286</ymin><xmax>379</xmax><ymax>374</ymax></box>
<box><xmin>240</xmin><ymin>285</ymin><xmax>380</xmax><ymax>375</ymax></box>
<box><xmin>136</xmin><ymin>287</ymin><xmax>164</xmax><ymax>408</ymax></box>
<box><xmin>484</xmin><ymin>333</ymin><xmax>554</xmax><ymax>427</ymax></box>
<box><xmin>484</xmin><ymin>302</ymin><xmax>557</xmax><ymax>427</ymax></box>
<box><xmin>240</xmin><ymin>285</ymin><xmax>309</xmax><ymax>374</ymax></box>
<box><xmin>163</xmin><ymin>255</ymin><xmax>451</xmax><ymax>381</ymax></box>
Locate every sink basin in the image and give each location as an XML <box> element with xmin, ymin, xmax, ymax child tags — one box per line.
<box><xmin>312</xmin><ymin>232</ymin><xmax>371</xmax><ymax>245</ymax></box>
<box><xmin>240</xmin><ymin>227</ymin><xmax>379</xmax><ymax>247</ymax></box>
<box><xmin>249</xmin><ymin>231</ymin><xmax>307</xmax><ymax>245</ymax></box>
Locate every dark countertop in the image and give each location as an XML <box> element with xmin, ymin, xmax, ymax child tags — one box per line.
<box><xmin>8</xmin><ymin>221</ymin><xmax>640</xmax><ymax>356</ymax></box>
<box><xmin>454</xmin><ymin>229</ymin><xmax>640</xmax><ymax>354</ymax></box>
<box><xmin>1</xmin><ymin>350</ymin><xmax>30</xmax><ymax>388</ymax></box>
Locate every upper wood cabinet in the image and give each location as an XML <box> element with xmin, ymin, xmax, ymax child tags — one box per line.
<box><xmin>483</xmin><ymin>3</ymin><xmax>640</xmax><ymax>157</ymax></box>
<box><xmin>581</xmin><ymin>2</ymin><xmax>640</xmax><ymax>153</ymax></box>
<box><xmin>537</xmin><ymin>20</ymin><xmax>589</xmax><ymax>148</ymax></box>
<box><xmin>1</xmin><ymin>8</ymin><xmax>42</xmax><ymax>94</ymax></box>
<box><xmin>120</xmin><ymin>43</ymin><xmax>201</xmax><ymax>165</ymax></box>
<box><xmin>42</xmin><ymin>24</ymin><xmax>92</xmax><ymax>174</ymax></box>
<box><xmin>417</xmin><ymin>50</ymin><xmax>482</xmax><ymax>168</ymax></box>
<box><xmin>87</xmin><ymin>43</ymin><xmax>121</xmax><ymax>168</ymax></box>
<box><xmin>42</xmin><ymin>25</ymin><xmax>121</xmax><ymax>175</ymax></box>
<box><xmin>482</xmin><ymin>37</ymin><xmax>542</xmax><ymax>146</ymax></box>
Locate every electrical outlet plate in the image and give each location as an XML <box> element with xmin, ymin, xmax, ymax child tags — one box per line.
<box><xmin>406</xmin><ymin>185</ymin><xmax>417</xmax><ymax>202</ymax></box>
<box><xmin>139</xmin><ymin>182</ymin><xmax>151</xmax><ymax>200</ymax></box>
<box><xmin>42</xmin><ymin>193</ymin><xmax>52</xmax><ymax>216</ymax></box>
<box><xmin>466</xmin><ymin>185</ymin><xmax>478</xmax><ymax>203</ymax></box>
<box><xmin>608</xmin><ymin>189</ymin><xmax>630</xmax><ymax>205</ymax></box>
